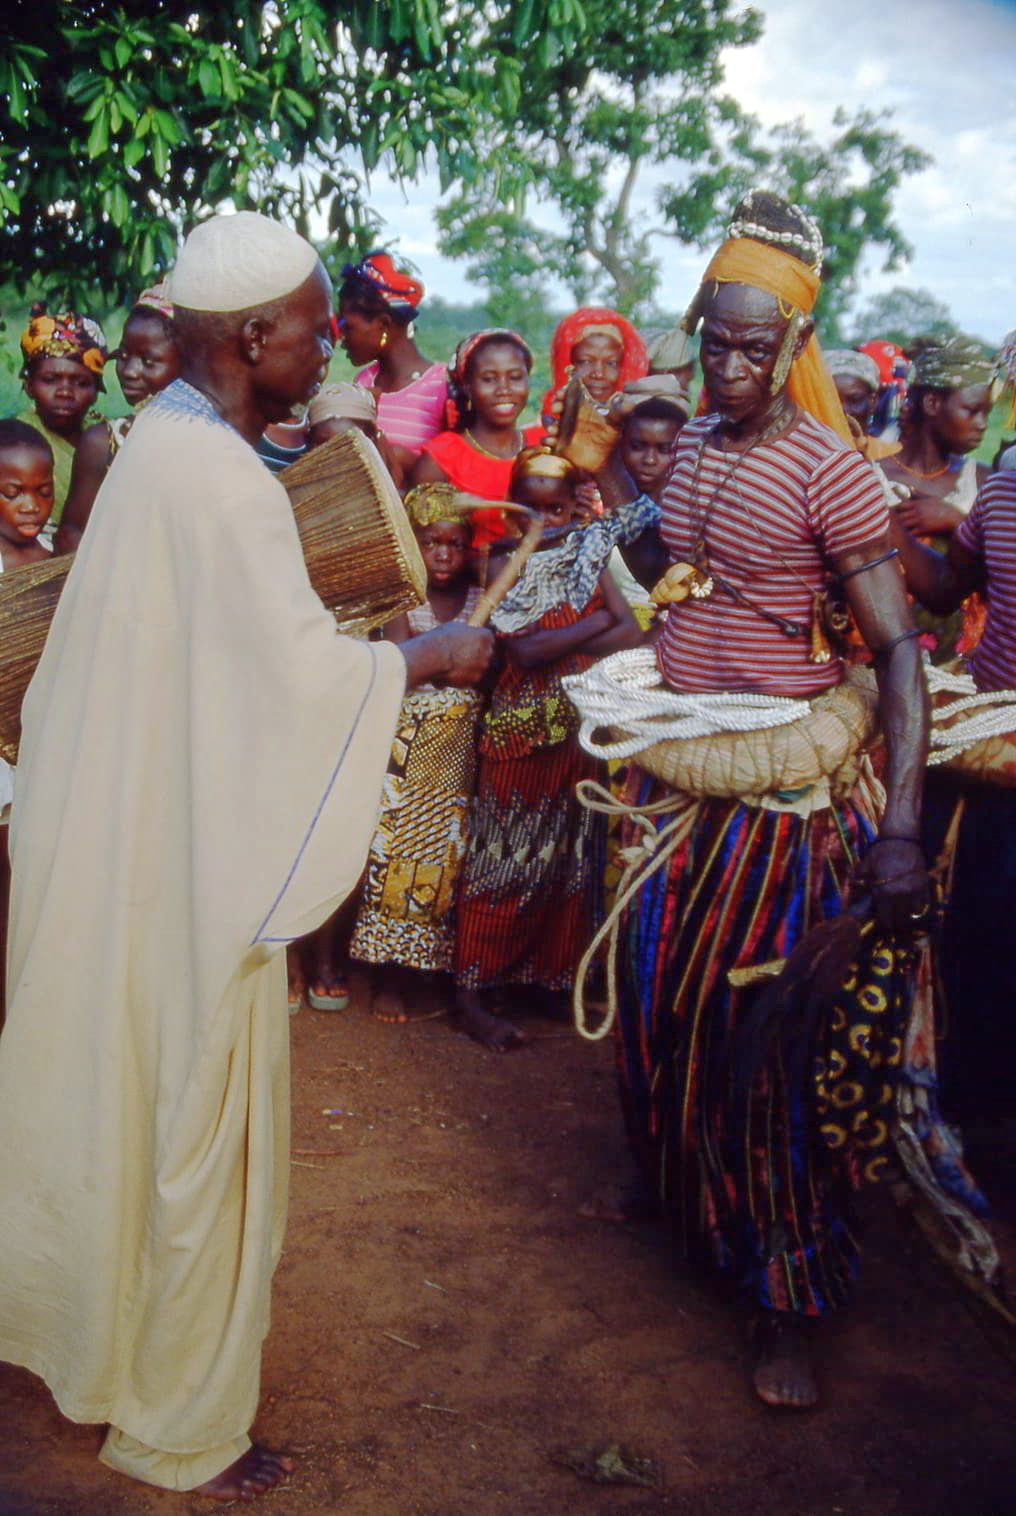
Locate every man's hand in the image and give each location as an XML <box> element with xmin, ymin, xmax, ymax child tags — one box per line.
<box><xmin>401</xmin><ymin>624</ymin><xmax>494</xmax><ymax>690</ymax></box>
<box><xmin>857</xmin><ymin>837</ymin><xmax>930</xmax><ymax>933</ymax></box>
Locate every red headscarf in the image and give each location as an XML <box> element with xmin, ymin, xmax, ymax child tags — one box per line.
<box><xmin>542</xmin><ymin>306</ymin><xmax>648</xmax><ymax>419</ymax></box>
<box><xmin>340</xmin><ymin>251</ymin><xmax>424</xmax><ymax>319</ymax></box>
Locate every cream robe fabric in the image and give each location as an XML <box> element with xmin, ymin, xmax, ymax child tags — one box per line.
<box><xmin>0</xmin><ymin>381</ymin><xmax>406</xmax><ymax>1488</ymax></box>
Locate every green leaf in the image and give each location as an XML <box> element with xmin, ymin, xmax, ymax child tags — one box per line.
<box><xmin>123</xmin><ymin>138</ymin><xmax>145</xmax><ymax>170</ymax></box>
<box><xmin>114</xmin><ymin>36</ymin><xmax>132</xmax><ymax>71</ymax></box>
<box><xmin>140</xmin><ymin>229</ymin><xmax>155</xmax><ymax>275</ymax></box>
<box><xmin>218</xmin><ymin>58</ymin><xmax>240</xmax><ymax>102</ymax></box>
<box><xmin>154</xmin><ymin>109</ymin><xmax>182</xmax><ymax>145</ymax></box>
<box><xmin>7</xmin><ymin>70</ymin><xmax>27</xmax><ymax>125</ymax></box>
<box><xmin>151</xmin><ymin>132</ymin><xmax>168</xmax><ymax>179</ymax></box>
<box><xmin>198</xmin><ymin>59</ymin><xmax>219</xmax><ymax>98</ymax></box>
<box><xmin>86</xmin><ymin>107</ymin><xmax>109</xmax><ymax>160</ymax></box>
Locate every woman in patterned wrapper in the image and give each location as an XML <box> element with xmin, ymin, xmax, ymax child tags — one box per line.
<box><xmin>348</xmin><ymin>483</ymin><xmax>486</xmax><ymax>1026</ymax></box>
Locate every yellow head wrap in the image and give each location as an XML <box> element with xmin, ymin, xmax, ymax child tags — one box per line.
<box><xmin>692</xmin><ymin>236</ymin><xmax>852</xmax><ymax>445</ymax></box>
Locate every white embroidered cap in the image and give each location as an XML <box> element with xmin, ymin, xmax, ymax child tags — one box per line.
<box><xmin>168</xmin><ymin>211</ymin><xmax>319</xmax><ymax>312</ymax></box>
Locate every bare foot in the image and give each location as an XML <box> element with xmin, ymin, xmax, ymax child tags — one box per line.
<box><xmin>577</xmin><ymin>1177</ymin><xmax>659</xmax><ymax>1224</ymax></box>
<box><xmin>196</xmin><ymin>1444</ymin><xmax>295</xmax><ymax>1501</ymax></box>
<box><xmin>752</xmin><ymin>1314</ymin><xmax>819</xmax><ymax>1409</ymax></box>
<box><xmin>454</xmin><ymin>992</ymin><xmax>528</xmax><ymax>1052</ymax></box>
<box><xmin>373</xmin><ymin>986</ymin><xmax>409</xmax><ymax>1024</ymax></box>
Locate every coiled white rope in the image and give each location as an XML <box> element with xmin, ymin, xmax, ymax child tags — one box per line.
<box><xmin>564</xmin><ymin>649</ymin><xmax>1016</xmax><ymax>766</ymax></box>
<box><xmin>925</xmin><ymin>662</ymin><xmax>1016</xmax><ymax>764</ymax></box>
<box><xmin>561</xmin><ymin>647</ymin><xmax>811</xmax><ymax>761</ymax></box>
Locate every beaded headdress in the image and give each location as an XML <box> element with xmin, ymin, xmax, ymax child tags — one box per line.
<box><xmin>679</xmin><ymin>188</ymin><xmax>851</xmax><ymax>443</ymax></box>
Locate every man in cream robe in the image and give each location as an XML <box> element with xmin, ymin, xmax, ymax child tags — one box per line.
<box><xmin>0</xmin><ymin>214</ymin><xmax>490</xmax><ymax>1497</ymax></box>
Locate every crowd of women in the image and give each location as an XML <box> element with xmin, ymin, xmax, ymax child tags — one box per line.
<box><xmin>3</xmin><ymin>205</ymin><xmax>1015</xmax><ymax>1423</ymax></box>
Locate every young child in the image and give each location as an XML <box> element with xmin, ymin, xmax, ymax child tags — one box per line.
<box><xmin>0</xmin><ymin>420</ymin><xmax>55</xmax><ymax>572</ymax></box>
<box><xmin>18</xmin><ymin>304</ymin><xmax>108</xmax><ymax>545</ymax></box>
<box><xmin>0</xmin><ymin>419</ymin><xmax>53</xmax><ymax>1025</ymax></box>
<box><xmin>347</xmin><ymin>482</ymin><xmax>485</xmax><ymax>1021</ymax></box>
<box><xmin>619</xmin><ymin>396</ymin><xmax>685</xmax><ymax>504</ymax></box>
<box><xmin>57</xmin><ymin>287</ymin><xmax>181</xmax><ymax>552</ymax></box>
<box><xmin>453</xmin><ymin>447</ymin><xmax>641</xmax><ymax>1050</ymax></box>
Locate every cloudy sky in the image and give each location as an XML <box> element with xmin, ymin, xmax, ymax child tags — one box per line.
<box><xmin>356</xmin><ymin>0</ymin><xmax>1016</xmax><ymax>341</ymax></box>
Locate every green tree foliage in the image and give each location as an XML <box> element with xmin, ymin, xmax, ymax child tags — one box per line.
<box><xmin>0</xmin><ymin>1</ymin><xmax>576</xmax><ymax>306</ymax></box>
<box><xmin>847</xmin><ymin>285</ymin><xmax>960</xmax><ymax>350</ymax></box>
<box><xmin>661</xmin><ymin>109</ymin><xmax>932</xmax><ymax>339</ymax></box>
<box><xmin>438</xmin><ymin>4</ymin><xmax>929</xmax><ymax>330</ymax></box>
<box><xmin>438</xmin><ymin>0</ymin><xmax>763</xmax><ymax>318</ymax></box>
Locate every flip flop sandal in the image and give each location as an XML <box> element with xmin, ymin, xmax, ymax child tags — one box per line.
<box><xmin>288</xmin><ymin>987</ymin><xmax>303</xmax><ymax>1017</ymax></box>
<box><xmin>307</xmin><ymin>979</ymin><xmax>350</xmax><ymax>1012</ymax></box>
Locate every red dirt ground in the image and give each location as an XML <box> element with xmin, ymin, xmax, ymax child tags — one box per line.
<box><xmin>1</xmin><ymin>972</ymin><xmax>1014</xmax><ymax>1516</ymax></box>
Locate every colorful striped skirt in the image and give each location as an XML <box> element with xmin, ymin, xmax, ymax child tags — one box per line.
<box><xmin>454</xmin><ymin>736</ymin><xmax>603</xmax><ymax>991</ymax></box>
<box><xmin>615</xmin><ymin>768</ymin><xmax>880</xmax><ymax>1317</ymax></box>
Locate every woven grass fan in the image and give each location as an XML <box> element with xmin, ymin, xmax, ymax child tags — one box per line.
<box><xmin>0</xmin><ymin>428</ymin><xmax>427</xmax><ymax>764</ymax></box>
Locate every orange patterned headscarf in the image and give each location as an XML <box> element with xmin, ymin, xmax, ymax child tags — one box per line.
<box><xmin>692</xmin><ymin>237</ymin><xmax>851</xmax><ymax>444</ymax></box>
<box><xmin>20</xmin><ymin>305</ymin><xmax>108</xmax><ymax>379</ymax></box>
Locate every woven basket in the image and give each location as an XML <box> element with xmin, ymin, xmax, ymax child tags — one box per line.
<box><xmin>0</xmin><ymin>428</ymin><xmax>424</xmax><ymax>765</ymax></box>
<box><xmin>625</xmin><ymin>666</ymin><xmax>880</xmax><ymax>799</ymax></box>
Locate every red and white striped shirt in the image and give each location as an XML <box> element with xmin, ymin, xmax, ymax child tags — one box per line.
<box><xmin>657</xmin><ymin>413</ymin><xmax>888</xmax><ymax>696</ymax></box>
<box><xmin>955</xmin><ymin>473</ymin><xmax>1016</xmax><ymax>692</ymax></box>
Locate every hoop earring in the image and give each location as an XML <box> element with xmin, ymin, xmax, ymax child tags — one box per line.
<box><xmin>379</xmin><ymin>330</ymin><xmax>389</xmax><ymax>350</ymax></box>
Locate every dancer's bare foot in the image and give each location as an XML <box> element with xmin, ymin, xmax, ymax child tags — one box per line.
<box><xmin>577</xmin><ymin>1177</ymin><xmax>659</xmax><ymax>1224</ymax></box>
<box><xmin>373</xmin><ymin>986</ymin><xmax>409</xmax><ymax>1024</ymax></box>
<box><xmin>752</xmin><ymin>1314</ymin><xmax>819</xmax><ymax>1409</ymax></box>
<box><xmin>453</xmin><ymin>991</ymin><xmax>528</xmax><ymax>1052</ymax></box>
<box><xmin>196</xmin><ymin>1444</ymin><xmax>295</xmax><ymax>1501</ymax></box>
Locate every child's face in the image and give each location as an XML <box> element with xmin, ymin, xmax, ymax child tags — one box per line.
<box><xmin>24</xmin><ymin>356</ymin><xmax>98</xmax><ymax>434</ymax></box>
<box><xmin>417</xmin><ymin>519</ymin><xmax>470</xmax><ymax>588</ymax></box>
<box><xmin>0</xmin><ymin>443</ymin><xmax>53</xmax><ymax>545</ymax></box>
<box><xmin>515</xmin><ymin>473</ymin><xmax>579</xmax><ymax>532</ymax></box>
<box><xmin>116</xmin><ymin>313</ymin><xmax>181</xmax><ymax>407</ymax></box>
<box><xmin>621</xmin><ymin>415</ymin><xmax>681</xmax><ymax>495</ymax></box>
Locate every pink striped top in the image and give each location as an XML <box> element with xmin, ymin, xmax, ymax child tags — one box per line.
<box><xmin>657</xmin><ymin>413</ymin><xmax>888</xmax><ymax>696</ymax></box>
<box><xmin>354</xmin><ymin>362</ymin><xmax>448</xmax><ymax>454</ymax></box>
<box><xmin>955</xmin><ymin>473</ymin><xmax>1016</xmax><ymax>692</ymax></box>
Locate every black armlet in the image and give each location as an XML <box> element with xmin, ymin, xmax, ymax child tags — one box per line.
<box><xmin>838</xmin><ymin>547</ymin><xmax>899</xmax><ymax>584</ymax></box>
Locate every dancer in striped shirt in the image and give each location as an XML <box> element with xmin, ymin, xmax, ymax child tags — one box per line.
<box><xmin>581</xmin><ymin>190</ymin><xmax>930</xmax><ymax>1411</ymax></box>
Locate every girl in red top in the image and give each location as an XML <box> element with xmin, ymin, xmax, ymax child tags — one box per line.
<box><xmin>409</xmin><ymin>329</ymin><xmax>543</xmax><ymax>547</ymax></box>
